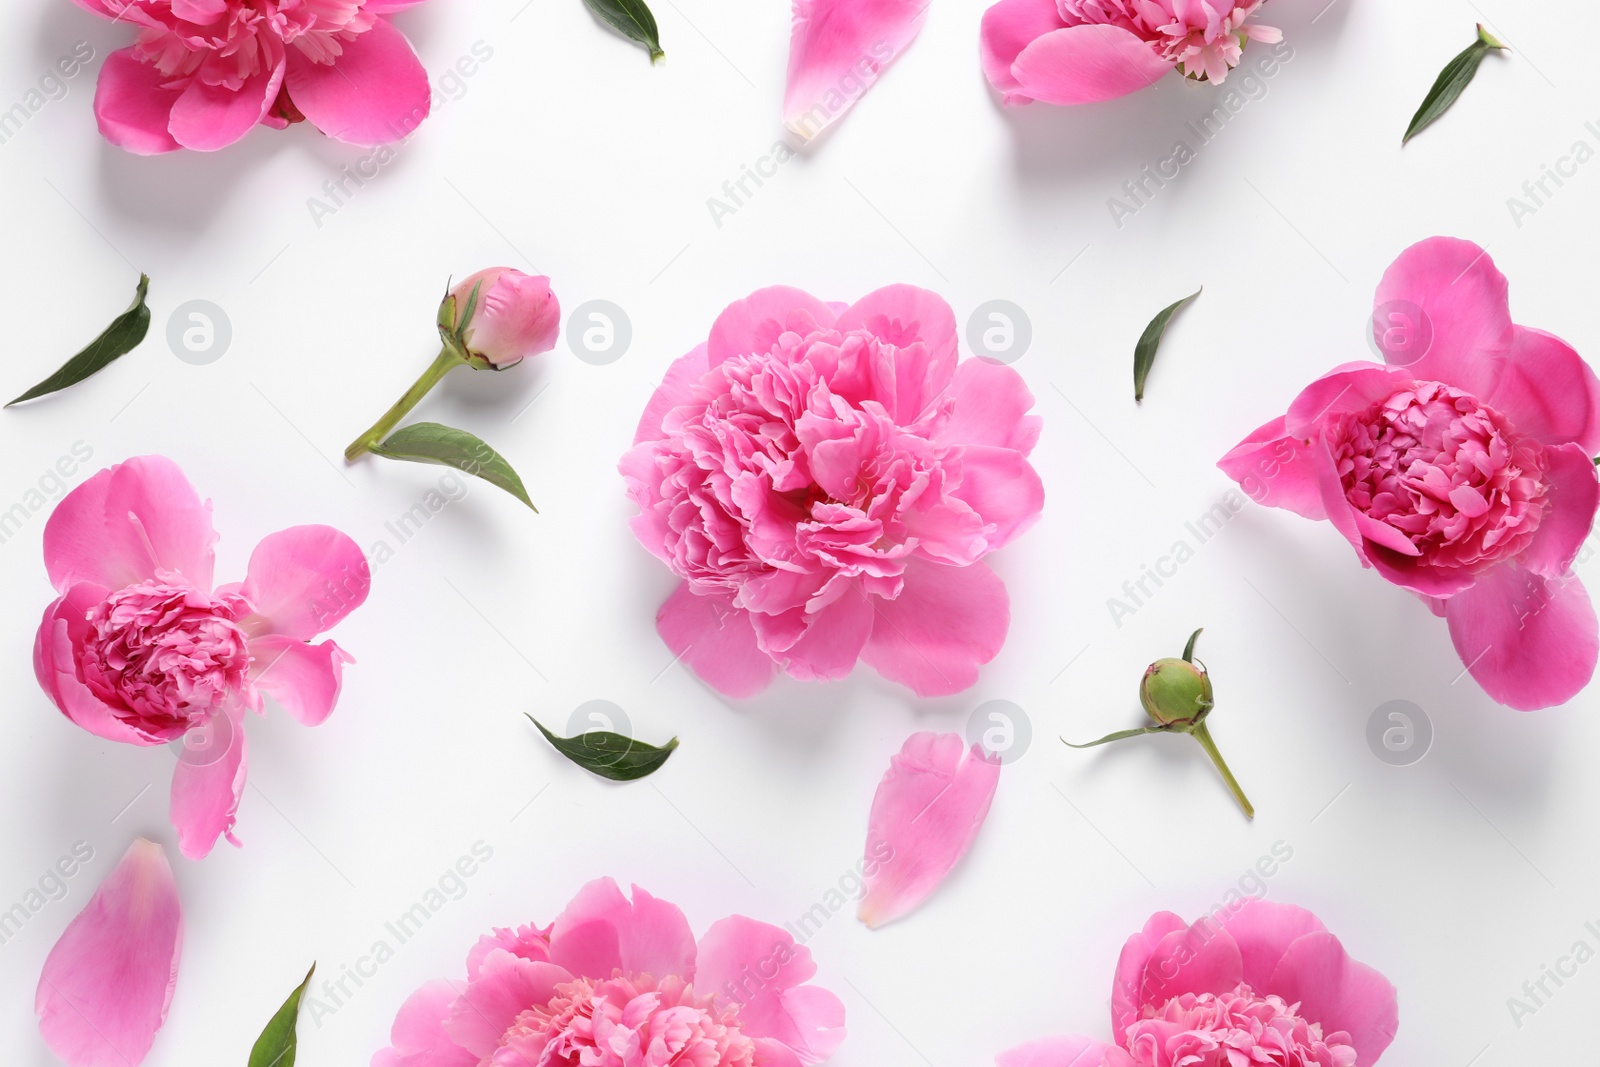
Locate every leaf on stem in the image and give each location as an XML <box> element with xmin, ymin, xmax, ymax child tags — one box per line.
<box><xmin>370</xmin><ymin>422</ymin><xmax>536</xmax><ymax>511</ymax></box>
<box><xmin>1403</xmin><ymin>24</ymin><xmax>1507</xmax><ymax>145</ymax></box>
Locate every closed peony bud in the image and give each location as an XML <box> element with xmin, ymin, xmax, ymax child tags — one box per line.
<box><xmin>1140</xmin><ymin>656</ymin><xmax>1213</xmax><ymax>726</ymax></box>
<box><xmin>444</xmin><ymin>268</ymin><xmax>560</xmax><ymax>370</ymax></box>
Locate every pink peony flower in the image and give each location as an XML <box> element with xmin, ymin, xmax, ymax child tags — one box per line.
<box><xmin>998</xmin><ymin>900</ymin><xmax>1398</xmax><ymax>1067</ymax></box>
<box><xmin>1219</xmin><ymin>237</ymin><xmax>1600</xmax><ymax>711</ymax></box>
<box><xmin>621</xmin><ymin>285</ymin><xmax>1044</xmax><ymax>698</ymax></box>
<box><xmin>372</xmin><ymin>878</ymin><xmax>846</xmax><ymax>1067</ymax></box>
<box><xmin>449</xmin><ymin>268</ymin><xmax>562</xmax><ymax>369</ymax></box>
<box><xmin>784</xmin><ymin>0</ymin><xmax>930</xmax><ymax>141</ymax></box>
<box><xmin>69</xmin><ymin>0</ymin><xmax>432</xmax><ymax>154</ymax></box>
<box><xmin>981</xmin><ymin>0</ymin><xmax>1283</xmax><ymax>105</ymax></box>
<box><xmin>35</xmin><ymin>456</ymin><xmax>370</xmax><ymax>858</ymax></box>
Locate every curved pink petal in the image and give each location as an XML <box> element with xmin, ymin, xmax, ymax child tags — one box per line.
<box><xmin>93</xmin><ymin>49</ymin><xmax>182</xmax><ymax>155</ymax></box>
<box><xmin>445</xmin><ymin>953</ymin><xmax>569</xmax><ymax>1058</ymax></box>
<box><xmin>1522</xmin><ymin>443</ymin><xmax>1600</xmax><ymax>578</ymax></box>
<box><xmin>939</xmin><ymin>357</ymin><xmax>1042</xmax><ymax>454</ymax></box>
<box><xmin>767</xmin><ymin>586</ymin><xmax>876</xmax><ymax>682</ymax></box>
<box><xmin>656</xmin><ymin>583</ymin><xmax>778</xmax><ymax>698</ymax></box>
<box><xmin>372</xmin><ymin>981</ymin><xmax>478</xmax><ymax>1067</ymax></box>
<box><xmin>249</xmin><ymin>635</ymin><xmax>351</xmax><ymax>727</ymax></box>
<box><xmin>169</xmin><ymin>704</ymin><xmax>247</xmax><ymax>859</ymax></box>
<box><xmin>36</xmin><ymin>839</ymin><xmax>182</xmax><ymax>1067</ymax></box>
<box><xmin>708</xmin><ymin>286</ymin><xmax>839</xmax><ymax>366</ymax></box>
<box><xmin>950</xmin><ymin>445</ymin><xmax>1044</xmax><ymax>551</ymax></box>
<box><xmin>696</xmin><ymin>916</ymin><xmax>846</xmax><ymax>1060</ymax></box>
<box><xmin>858</xmin><ymin>732</ymin><xmax>1000</xmax><ymax>928</ymax></box>
<box><xmin>1284</xmin><ymin>363</ymin><xmax>1402</xmax><ymax>441</ymax></box>
<box><xmin>365</xmin><ymin>0</ymin><xmax>429</xmax><ymax>10</ymax></box>
<box><xmin>1487</xmin><ymin>326</ymin><xmax>1600</xmax><ymax>453</ymax></box>
<box><xmin>784</xmin><ymin>0</ymin><xmax>928</xmax><ymax>141</ymax></box>
<box><xmin>45</xmin><ymin>456</ymin><xmax>216</xmax><ymax>594</ymax></box>
<box><xmin>1363</xmin><ymin>540</ymin><xmax>1480</xmax><ymax>599</ymax></box>
<box><xmin>35</xmin><ymin>583</ymin><xmax>167</xmax><ymax>746</ymax></box>
<box><xmin>1139</xmin><ymin>920</ymin><xmax>1245</xmax><ymax>1008</ymax></box>
<box><xmin>284</xmin><ymin>19</ymin><xmax>431</xmax><ymax>146</ymax></box>
<box><xmin>1218</xmin><ymin>899</ymin><xmax>1328</xmax><ymax>995</ymax></box>
<box><xmin>1268</xmin><ymin>932</ymin><xmax>1400</xmax><ymax>1065</ymax></box>
<box><xmin>465</xmin><ymin>924</ymin><xmax>554</xmax><ymax>980</ymax></box>
<box><xmin>1372</xmin><ymin>236</ymin><xmax>1513</xmax><ymax>398</ymax></box>
<box><xmin>168</xmin><ymin>61</ymin><xmax>282</xmax><ymax>151</ymax></box>
<box><xmin>1446</xmin><ymin>563</ymin><xmax>1599</xmax><ymax>710</ymax></box>
<box><xmin>834</xmin><ymin>284</ymin><xmax>959</xmax><ymax>419</ymax></box>
<box><xmin>1008</xmin><ymin>24</ymin><xmax>1171</xmax><ymax>106</ymax></box>
<box><xmin>548</xmin><ymin>878</ymin><xmax>698</xmax><ymax>983</ymax></box>
<box><xmin>980</xmin><ymin>0</ymin><xmax>1069</xmax><ymax>103</ymax></box>
<box><xmin>1218</xmin><ymin>415</ymin><xmax>1327</xmax><ymax>521</ymax></box>
<box><xmin>633</xmin><ymin>345</ymin><xmax>711</xmax><ymax>444</ymax></box>
<box><xmin>860</xmin><ymin>559</ymin><xmax>1008</xmax><ymax>696</ymax></box>
<box><xmin>1110</xmin><ymin>912</ymin><xmax>1189</xmax><ymax>1035</ymax></box>
<box><xmin>998</xmin><ymin>1035</ymin><xmax>1135</xmax><ymax>1067</ymax></box>
<box><xmin>236</xmin><ymin>525</ymin><xmax>371</xmax><ymax>639</ymax></box>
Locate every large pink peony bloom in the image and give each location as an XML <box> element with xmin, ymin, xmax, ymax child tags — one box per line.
<box><xmin>372</xmin><ymin>878</ymin><xmax>846</xmax><ymax>1067</ymax></box>
<box><xmin>69</xmin><ymin>0</ymin><xmax>432</xmax><ymax>154</ymax></box>
<box><xmin>35</xmin><ymin>456</ymin><xmax>370</xmax><ymax>858</ymax></box>
<box><xmin>1220</xmin><ymin>237</ymin><xmax>1600</xmax><ymax>711</ymax></box>
<box><xmin>621</xmin><ymin>285</ymin><xmax>1045</xmax><ymax>698</ymax></box>
<box><xmin>999</xmin><ymin>900</ymin><xmax>1398</xmax><ymax>1067</ymax></box>
<box><xmin>981</xmin><ymin>0</ymin><xmax>1282</xmax><ymax>105</ymax></box>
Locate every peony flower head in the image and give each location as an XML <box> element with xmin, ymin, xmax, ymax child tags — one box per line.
<box><xmin>981</xmin><ymin>0</ymin><xmax>1283</xmax><ymax>106</ymax></box>
<box><xmin>447</xmin><ymin>268</ymin><xmax>561</xmax><ymax>369</ymax></box>
<box><xmin>373</xmin><ymin>878</ymin><xmax>846</xmax><ymax>1067</ymax></box>
<box><xmin>35</xmin><ymin>456</ymin><xmax>370</xmax><ymax>857</ymax></box>
<box><xmin>1219</xmin><ymin>237</ymin><xmax>1600</xmax><ymax>710</ymax></box>
<box><xmin>998</xmin><ymin>900</ymin><xmax>1398</xmax><ymax>1067</ymax></box>
<box><xmin>621</xmin><ymin>284</ymin><xmax>1044</xmax><ymax>698</ymax></box>
<box><xmin>70</xmin><ymin>0</ymin><xmax>432</xmax><ymax>154</ymax></box>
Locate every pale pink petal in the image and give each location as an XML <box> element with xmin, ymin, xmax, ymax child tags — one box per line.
<box><xmin>1268</xmin><ymin>932</ymin><xmax>1400</xmax><ymax>1065</ymax></box>
<box><xmin>371</xmin><ymin>981</ymin><xmax>478</xmax><ymax>1067</ymax></box>
<box><xmin>169</xmin><ymin>0</ymin><xmax>228</xmax><ymax>18</ymax></box>
<box><xmin>938</xmin><ymin>357</ymin><xmax>1042</xmax><ymax>454</ymax></box>
<box><xmin>834</xmin><ymin>284</ymin><xmax>960</xmax><ymax>419</ymax></box>
<box><xmin>656</xmin><ymin>583</ymin><xmax>778</xmax><ymax>698</ymax></box>
<box><xmin>1217</xmin><ymin>899</ymin><xmax>1328</xmax><ymax>995</ymax></box>
<box><xmin>708</xmin><ymin>286</ymin><xmax>839</xmax><ymax>366</ymax></box>
<box><xmin>1446</xmin><ymin>563</ymin><xmax>1599</xmax><ymax>710</ymax></box>
<box><xmin>857</xmin><ymin>732</ymin><xmax>1001</xmax><ymax>928</ymax></box>
<box><xmin>168</xmin><ymin>61</ymin><xmax>282</xmax><ymax>151</ymax></box>
<box><xmin>1140</xmin><ymin>921</ymin><xmax>1245</xmax><ymax>1005</ymax></box>
<box><xmin>465</xmin><ymin>924</ymin><xmax>553</xmax><ymax>979</ymax></box>
<box><xmin>784</xmin><ymin>0</ymin><xmax>928</xmax><ymax>140</ymax></box>
<box><xmin>1487</xmin><ymin>326</ymin><xmax>1600</xmax><ymax>453</ymax></box>
<box><xmin>1110</xmin><ymin>912</ymin><xmax>1189</xmax><ymax>1035</ymax></box>
<box><xmin>764</xmin><ymin>585</ymin><xmax>876</xmax><ymax>682</ymax></box>
<box><xmin>548</xmin><ymin>878</ymin><xmax>698</xmax><ymax>982</ymax></box>
<box><xmin>445</xmin><ymin>953</ymin><xmax>569</xmax><ymax>1058</ymax></box>
<box><xmin>1218</xmin><ymin>416</ymin><xmax>1327</xmax><ymax>521</ymax></box>
<box><xmin>1372</xmin><ymin>236</ymin><xmax>1513</xmax><ymax>397</ymax></box>
<box><xmin>949</xmin><ymin>445</ymin><xmax>1045</xmax><ymax>551</ymax></box>
<box><xmin>696</xmin><ymin>916</ymin><xmax>847</xmax><ymax>1060</ymax></box>
<box><xmin>284</xmin><ymin>19</ymin><xmax>431</xmax><ymax>146</ymax></box>
<box><xmin>998</xmin><ymin>1035</ymin><xmax>1135</xmax><ymax>1067</ymax></box>
<box><xmin>44</xmin><ymin>456</ymin><xmax>216</xmax><ymax>594</ymax></box>
<box><xmin>1522</xmin><ymin>443</ymin><xmax>1600</xmax><ymax>579</ymax></box>
<box><xmin>365</xmin><ymin>0</ymin><xmax>429</xmax><ymax>10</ymax></box>
<box><xmin>249</xmin><ymin>635</ymin><xmax>351</xmax><ymax>727</ymax></box>
<box><xmin>1008</xmin><ymin>24</ymin><xmax>1171</xmax><ymax>106</ymax></box>
<box><xmin>633</xmin><ymin>345</ymin><xmax>711</xmax><ymax>444</ymax></box>
<box><xmin>980</xmin><ymin>0</ymin><xmax>1069</xmax><ymax>103</ymax></box>
<box><xmin>235</xmin><ymin>525</ymin><xmax>371</xmax><ymax>639</ymax></box>
<box><xmin>860</xmin><ymin>559</ymin><xmax>1008</xmax><ymax>696</ymax></box>
<box><xmin>36</xmin><ymin>839</ymin><xmax>182</xmax><ymax>1067</ymax></box>
<box><xmin>93</xmin><ymin>49</ymin><xmax>182</xmax><ymax>155</ymax></box>
<box><xmin>35</xmin><ymin>584</ymin><xmax>167</xmax><ymax>745</ymax></box>
<box><xmin>1283</xmin><ymin>363</ymin><xmax>1403</xmax><ymax>440</ymax></box>
<box><xmin>169</xmin><ymin>704</ymin><xmax>247</xmax><ymax>859</ymax></box>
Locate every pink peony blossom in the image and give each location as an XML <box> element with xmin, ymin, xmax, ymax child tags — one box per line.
<box><xmin>981</xmin><ymin>0</ymin><xmax>1282</xmax><ymax>105</ymax></box>
<box><xmin>784</xmin><ymin>0</ymin><xmax>929</xmax><ymax>141</ymax></box>
<box><xmin>69</xmin><ymin>0</ymin><xmax>432</xmax><ymax>154</ymax></box>
<box><xmin>449</xmin><ymin>268</ymin><xmax>561</xmax><ymax>369</ymax></box>
<box><xmin>1219</xmin><ymin>237</ymin><xmax>1600</xmax><ymax>711</ymax></box>
<box><xmin>35</xmin><ymin>456</ymin><xmax>370</xmax><ymax>858</ymax></box>
<box><xmin>621</xmin><ymin>285</ymin><xmax>1044</xmax><ymax>698</ymax></box>
<box><xmin>998</xmin><ymin>900</ymin><xmax>1398</xmax><ymax>1067</ymax></box>
<box><xmin>372</xmin><ymin>878</ymin><xmax>846</xmax><ymax>1067</ymax></box>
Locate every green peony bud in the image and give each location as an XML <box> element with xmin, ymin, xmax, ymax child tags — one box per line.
<box><xmin>1140</xmin><ymin>656</ymin><xmax>1213</xmax><ymax>727</ymax></box>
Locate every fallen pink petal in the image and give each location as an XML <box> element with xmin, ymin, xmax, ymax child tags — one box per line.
<box><xmin>785</xmin><ymin>0</ymin><xmax>930</xmax><ymax>140</ymax></box>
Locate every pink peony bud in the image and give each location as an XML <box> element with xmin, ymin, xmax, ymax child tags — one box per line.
<box><xmin>445</xmin><ymin>268</ymin><xmax>560</xmax><ymax>369</ymax></box>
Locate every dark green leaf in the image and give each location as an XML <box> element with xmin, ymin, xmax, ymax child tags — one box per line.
<box><xmin>527</xmin><ymin>715</ymin><xmax>678</xmax><ymax>781</ymax></box>
<box><xmin>583</xmin><ymin>0</ymin><xmax>664</xmax><ymax>62</ymax></box>
<box><xmin>8</xmin><ymin>274</ymin><xmax>150</xmax><ymax>407</ymax></box>
<box><xmin>1181</xmin><ymin>627</ymin><xmax>1203</xmax><ymax>663</ymax></box>
<box><xmin>1063</xmin><ymin>726</ymin><xmax>1172</xmax><ymax>749</ymax></box>
<box><xmin>1133</xmin><ymin>287</ymin><xmax>1201</xmax><ymax>402</ymax></box>
<box><xmin>1403</xmin><ymin>24</ymin><xmax>1506</xmax><ymax>145</ymax></box>
<box><xmin>248</xmin><ymin>964</ymin><xmax>315</xmax><ymax>1067</ymax></box>
<box><xmin>370</xmin><ymin>422</ymin><xmax>536</xmax><ymax>511</ymax></box>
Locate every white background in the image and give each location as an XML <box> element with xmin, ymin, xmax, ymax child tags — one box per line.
<box><xmin>1</xmin><ymin>0</ymin><xmax>1597</xmax><ymax>1062</ymax></box>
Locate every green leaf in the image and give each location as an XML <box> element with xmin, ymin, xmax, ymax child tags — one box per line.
<box><xmin>1181</xmin><ymin>627</ymin><xmax>1203</xmax><ymax>664</ymax></box>
<box><xmin>527</xmin><ymin>715</ymin><xmax>678</xmax><ymax>781</ymax></box>
<box><xmin>370</xmin><ymin>422</ymin><xmax>536</xmax><ymax>511</ymax></box>
<box><xmin>583</xmin><ymin>0</ymin><xmax>664</xmax><ymax>62</ymax></box>
<box><xmin>248</xmin><ymin>964</ymin><xmax>315</xmax><ymax>1067</ymax></box>
<box><xmin>1062</xmin><ymin>726</ymin><xmax>1173</xmax><ymax>749</ymax></box>
<box><xmin>1133</xmin><ymin>287</ymin><xmax>1201</xmax><ymax>402</ymax></box>
<box><xmin>1403</xmin><ymin>24</ymin><xmax>1507</xmax><ymax>145</ymax></box>
<box><xmin>8</xmin><ymin>274</ymin><xmax>150</xmax><ymax>407</ymax></box>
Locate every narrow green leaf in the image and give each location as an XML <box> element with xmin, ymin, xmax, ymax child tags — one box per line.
<box><xmin>1403</xmin><ymin>24</ymin><xmax>1506</xmax><ymax>145</ymax></box>
<box><xmin>583</xmin><ymin>0</ymin><xmax>664</xmax><ymax>62</ymax></box>
<box><xmin>8</xmin><ymin>274</ymin><xmax>150</xmax><ymax>407</ymax></box>
<box><xmin>1181</xmin><ymin>627</ymin><xmax>1203</xmax><ymax>664</ymax></box>
<box><xmin>1133</xmin><ymin>287</ymin><xmax>1201</xmax><ymax>402</ymax></box>
<box><xmin>370</xmin><ymin>422</ymin><xmax>537</xmax><ymax>511</ymax></box>
<box><xmin>248</xmin><ymin>963</ymin><xmax>316</xmax><ymax>1067</ymax></box>
<box><xmin>527</xmin><ymin>715</ymin><xmax>678</xmax><ymax>781</ymax></box>
<box><xmin>1063</xmin><ymin>726</ymin><xmax>1172</xmax><ymax>749</ymax></box>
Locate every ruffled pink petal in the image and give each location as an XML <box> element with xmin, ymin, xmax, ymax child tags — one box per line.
<box><xmin>766</xmin><ymin>585</ymin><xmax>876</xmax><ymax>682</ymax></box>
<box><xmin>168</xmin><ymin>61</ymin><xmax>282</xmax><ymax>151</ymax></box>
<box><xmin>445</xmin><ymin>953</ymin><xmax>569</xmax><ymax>1058</ymax></box>
<box><xmin>998</xmin><ymin>1035</ymin><xmax>1135</xmax><ymax>1067</ymax></box>
<box><xmin>465</xmin><ymin>924</ymin><xmax>554</xmax><ymax>980</ymax></box>
<box><xmin>284</xmin><ymin>19</ymin><xmax>431</xmax><ymax>146</ymax></box>
<box><xmin>1487</xmin><ymin>326</ymin><xmax>1600</xmax><ymax>453</ymax></box>
<box><xmin>372</xmin><ymin>981</ymin><xmax>478</xmax><ymax>1067</ymax></box>
<box><xmin>35</xmin><ymin>583</ymin><xmax>167</xmax><ymax>745</ymax></box>
<box><xmin>784</xmin><ymin>0</ymin><xmax>929</xmax><ymax>140</ymax></box>
<box><xmin>548</xmin><ymin>878</ymin><xmax>698</xmax><ymax>982</ymax></box>
<box><xmin>708</xmin><ymin>286</ymin><xmax>839</xmax><ymax>366</ymax></box>
<box><xmin>1268</xmin><ymin>932</ymin><xmax>1400</xmax><ymax>1065</ymax></box>
<box><xmin>1372</xmin><ymin>236</ymin><xmax>1513</xmax><ymax>397</ymax></box>
<box><xmin>633</xmin><ymin>345</ymin><xmax>711</xmax><ymax>444</ymax></box>
<box><xmin>979</xmin><ymin>0</ymin><xmax>1068</xmax><ymax>102</ymax></box>
<box><xmin>93</xmin><ymin>49</ymin><xmax>182</xmax><ymax>155</ymax></box>
<box><xmin>938</xmin><ymin>357</ymin><xmax>1042</xmax><ymax>454</ymax></box>
<box><xmin>249</xmin><ymin>635</ymin><xmax>351</xmax><ymax>727</ymax></box>
<box><xmin>36</xmin><ymin>839</ymin><xmax>182</xmax><ymax>1067</ymax></box>
<box><xmin>949</xmin><ymin>445</ymin><xmax>1044</xmax><ymax>551</ymax></box>
<box><xmin>1139</xmin><ymin>921</ymin><xmax>1245</xmax><ymax>1008</ymax></box>
<box><xmin>1217</xmin><ymin>899</ymin><xmax>1328</xmax><ymax>995</ymax></box>
<box><xmin>1110</xmin><ymin>912</ymin><xmax>1189</xmax><ymax>1035</ymax></box>
<box><xmin>696</xmin><ymin>916</ymin><xmax>846</xmax><ymax>1061</ymax></box>
<box><xmin>1522</xmin><ymin>443</ymin><xmax>1600</xmax><ymax>579</ymax></box>
<box><xmin>1218</xmin><ymin>416</ymin><xmax>1327</xmax><ymax>521</ymax></box>
<box><xmin>1007</xmin><ymin>24</ymin><xmax>1171</xmax><ymax>106</ymax></box>
<box><xmin>44</xmin><ymin>456</ymin><xmax>216</xmax><ymax>594</ymax></box>
<box><xmin>1284</xmin><ymin>363</ymin><xmax>1403</xmax><ymax>441</ymax></box>
<box><xmin>1445</xmin><ymin>563</ymin><xmax>1599</xmax><ymax>710</ymax></box>
<box><xmin>169</xmin><ymin>704</ymin><xmax>248</xmax><ymax>859</ymax></box>
<box><xmin>365</xmin><ymin>0</ymin><xmax>429</xmax><ymax>10</ymax></box>
<box><xmin>860</xmin><ymin>559</ymin><xmax>1008</xmax><ymax>696</ymax></box>
<box><xmin>656</xmin><ymin>583</ymin><xmax>778</xmax><ymax>698</ymax></box>
<box><xmin>858</xmin><ymin>732</ymin><xmax>1000</xmax><ymax>928</ymax></box>
<box><xmin>834</xmin><ymin>284</ymin><xmax>960</xmax><ymax>419</ymax></box>
<box><xmin>236</xmin><ymin>525</ymin><xmax>371</xmax><ymax>639</ymax></box>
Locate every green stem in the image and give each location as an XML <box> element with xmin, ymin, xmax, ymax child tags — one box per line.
<box><xmin>345</xmin><ymin>347</ymin><xmax>466</xmax><ymax>461</ymax></box>
<box><xmin>1190</xmin><ymin>722</ymin><xmax>1254</xmax><ymax>819</ymax></box>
